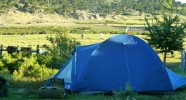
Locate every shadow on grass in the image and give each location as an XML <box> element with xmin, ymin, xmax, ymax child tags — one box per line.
<box><xmin>9</xmin><ymin>79</ymin><xmax>46</xmax><ymax>89</ymax></box>
<box><xmin>2</xmin><ymin>78</ymin><xmax>47</xmax><ymax>100</ymax></box>
<box><xmin>166</xmin><ymin>62</ymin><xmax>180</xmax><ymax>68</ymax></box>
<box><xmin>166</xmin><ymin>62</ymin><xmax>186</xmax><ymax>77</ymax></box>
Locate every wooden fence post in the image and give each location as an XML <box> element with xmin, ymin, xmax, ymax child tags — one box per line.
<box><xmin>36</xmin><ymin>45</ymin><xmax>39</xmax><ymax>54</ymax></box>
<box><xmin>0</xmin><ymin>45</ymin><xmax>3</xmax><ymax>56</ymax></box>
<box><xmin>180</xmin><ymin>50</ymin><xmax>186</xmax><ymax>72</ymax></box>
<box><xmin>0</xmin><ymin>45</ymin><xmax>42</xmax><ymax>56</ymax></box>
<box><xmin>185</xmin><ymin>51</ymin><xmax>186</xmax><ymax>73</ymax></box>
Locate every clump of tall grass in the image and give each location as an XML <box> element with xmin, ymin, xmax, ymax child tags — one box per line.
<box><xmin>161</xmin><ymin>93</ymin><xmax>186</xmax><ymax>100</ymax></box>
<box><xmin>113</xmin><ymin>82</ymin><xmax>134</xmax><ymax>100</ymax></box>
<box><xmin>124</xmin><ymin>82</ymin><xmax>133</xmax><ymax>96</ymax></box>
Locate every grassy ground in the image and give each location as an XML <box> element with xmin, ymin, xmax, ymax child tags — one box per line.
<box><xmin>2</xmin><ymin>80</ymin><xmax>186</xmax><ymax>100</ymax></box>
<box><xmin>0</xmin><ymin>34</ymin><xmax>113</xmax><ymax>49</ymax></box>
<box><xmin>0</xmin><ymin>34</ymin><xmax>50</xmax><ymax>49</ymax></box>
<box><xmin>2</xmin><ymin>76</ymin><xmax>186</xmax><ymax>100</ymax></box>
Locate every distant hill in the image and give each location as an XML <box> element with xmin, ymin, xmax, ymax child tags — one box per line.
<box><xmin>0</xmin><ymin>9</ymin><xmax>143</xmax><ymax>25</ymax></box>
<box><xmin>0</xmin><ymin>0</ymin><xmax>185</xmax><ymax>24</ymax></box>
<box><xmin>0</xmin><ymin>8</ymin><xmax>70</xmax><ymax>25</ymax></box>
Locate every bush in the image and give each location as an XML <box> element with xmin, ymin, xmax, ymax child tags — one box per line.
<box><xmin>0</xmin><ymin>60</ymin><xmax>9</xmax><ymax>75</ymax></box>
<box><xmin>0</xmin><ymin>52</ymin><xmax>54</xmax><ymax>78</ymax></box>
<box><xmin>0</xmin><ymin>28</ymin><xmax>80</xmax><ymax>79</ymax></box>
<box><xmin>1</xmin><ymin>53</ymin><xmax>19</xmax><ymax>74</ymax></box>
<box><xmin>13</xmin><ymin>55</ymin><xmax>56</xmax><ymax>79</ymax></box>
<box><xmin>46</xmin><ymin>29</ymin><xmax>80</xmax><ymax>69</ymax></box>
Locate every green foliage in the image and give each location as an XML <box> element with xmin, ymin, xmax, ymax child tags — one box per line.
<box><xmin>1</xmin><ymin>53</ymin><xmax>20</xmax><ymax>74</ymax></box>
<box><xmin>0</xmin><ymin>28</ymin><xmax>80</xmax><ymax>78</ymax></box>
<box><xmin>0</xmin><ymin>26</ymin><xmax>69</xmax><ymax>35</ymax></box>
<box><xmin>162</xmin><ymin>0</ymin><xmax>173</xmax><ymax>10</ymax></box>
<box><xmin>36</xmin><ymin>52</ymin><xmax>66</xmax><ymax>70</ymax></box>
<box><xmin>0</xmin><ymin>52</ymin><xmax>56</xmax><ymax>79</ymax></box>
<box><xmin>46</xmin><ymin>28</ymin><xmax>80</xmax><ymax>69</ymax></box>
<box><xmin>0</xmin><ymin>59</ymin><xmax>9</xmax><ymax>74</ymax></box>
<box><xmin>112</xmin><ymin>82</ymin><xmax>133</xmax><ymax>98</ymax></box>
<box><xmin>183</xmin><ymin>7</ymin><xmax>186</xmax><ymax>15</ymax></box>
<box><xmin>145</xmin><ymin>8</ymin><xmax>186</xmax><ymax>64</ymax></box>
<box><xmin>0</xmin><ymin>26</ymin><xmax>117</xmax><ymax>35</ymax></box>
<box><xmin>0</xmin><ymin>0</ymin><xmax>185</xmax><ymax>16</ymax></box>
<box><xmin>124</xmin><ymin>82</ymin><xmax>132</xmax><ymax>96</ymax></box>
<box><xmin>13</xmin><ymin>56</ymin><xmax>54</xmax><ymax>79</ymax></box>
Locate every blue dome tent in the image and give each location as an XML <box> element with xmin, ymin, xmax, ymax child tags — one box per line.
<box><xmin>46</xmin><ymin>34</ymin><xmax>186</xmax><ymax>93</ymax></box>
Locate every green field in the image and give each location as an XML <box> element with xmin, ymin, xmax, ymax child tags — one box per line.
<box><xmin>0</xmin><ymin>26</ymin><xmax>186</xmax><ymax>100</ymax></box>
<box><xmin>0</xmin><ymin>34</ymin><xmax>114</xmax><ymax>48</ymax></box>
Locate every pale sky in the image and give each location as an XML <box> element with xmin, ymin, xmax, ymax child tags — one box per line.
<box><xmin>175</xmin><ymin>0</ymin><xmax>186</xmax><ymax>3</ymax></box>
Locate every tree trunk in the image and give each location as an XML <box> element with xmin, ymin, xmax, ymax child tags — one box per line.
<box><xmin>163</xmin><ymin>47</ymin><xmax>167</xmax><ymax>65</ymax></box>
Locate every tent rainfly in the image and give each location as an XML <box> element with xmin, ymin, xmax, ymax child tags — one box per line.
<box><xmin>46</xmin><ymin>34</ymin><xmax>186</xmax><ymax>94</ymax></box>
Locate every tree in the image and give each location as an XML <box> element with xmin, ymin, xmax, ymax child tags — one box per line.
<box><xmin>71</xmin><ymin>0</ymin><xmax>78</xmax><ymax>19</ymax></box>
<box><xmin>22</xmin><ymin>2</ymin><xmax>30</xmax><ymax>12</ymax></box>
<box><xmin>183</xmin><ymin>7</ymin><xmax>186</xmax><ymax>15</ymax></box>
<box><xmin>46</xmin><ymin>28</ymin><xmax>80</xmax><ymax>69</ymax></box>
<box><xmin>145</xmin><ymin>0</ymin><xmax>186</xmax><ymax>64</ymax></box>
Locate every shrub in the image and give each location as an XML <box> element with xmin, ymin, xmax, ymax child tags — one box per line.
<box><xmin>13</xmin><ymin>56</ymin><xmax>56</xmax><ymax>79</ymax></box>
<box><xmin>0</xmin><ymin>28</ymin><xmax>80</xmax><ymax>78</ymax></box>
<box><xmin>1</xmin><ymin>53</ymin><xmax>18</xmax><ymax>74</ymax></box>
<box><xmin>46</xmin><ymin>29</ymin><xmax>80</xmax><ymax>69</ymax></box>
<box><xmin>0</xmin><ymin>60</ymin><xmax>9</xmax><ymax>75</ymax></box>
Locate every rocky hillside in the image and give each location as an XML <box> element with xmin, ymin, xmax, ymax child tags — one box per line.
<box><xmin>0</xmin><ymin>0</ymin><xmax>185</xmax><ymax>25</ymax></box>
<box><xmin>0</xmin><ymin>7</ymin><xmax>145</xmax><ymax>25</ymax></box>
<box><xmin>0</xmin><ymin>9</ymin><xmax>65</xmax><ymax>25</ymax></box>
